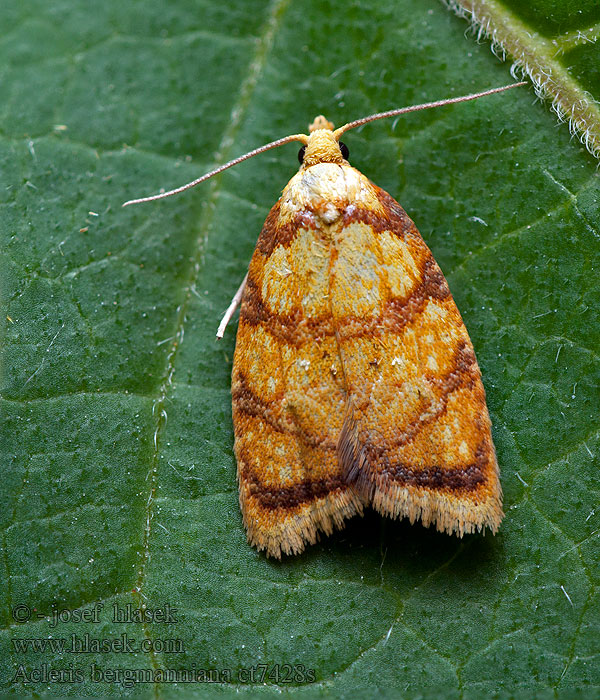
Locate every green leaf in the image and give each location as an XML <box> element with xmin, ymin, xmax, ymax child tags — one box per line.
<box><xmin>444</xmin><ymin>0</ymin><xmax>600</xmax><ymax>158</ymax></box>
<box><xmin>1</xmin><ymin>0</ymin><xmax>598</xmax><ymax>696</ymax></box>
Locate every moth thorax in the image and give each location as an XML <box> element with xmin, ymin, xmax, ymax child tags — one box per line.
<box><xmin>302</xmin><ymin>129</ymin><xmax>345</xmax><ymax>167</ymax></box>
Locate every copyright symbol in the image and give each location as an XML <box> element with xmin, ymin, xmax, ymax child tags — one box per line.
<box><xmin>12</xmin><ymin>604</ymin><xmax>31</xmax><ymax>622</ymax></box>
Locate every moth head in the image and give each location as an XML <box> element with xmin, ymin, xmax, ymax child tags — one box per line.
<box><xmin>297</xmin><ymin>116</ymin><xmax>349</xmax><ymax>168</ymax></box>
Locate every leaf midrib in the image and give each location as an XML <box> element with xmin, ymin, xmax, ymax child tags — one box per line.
<box><xmin>133</xmin><ymin>0</ymin><xmax>292</xmax><ymax>598</ymax></box>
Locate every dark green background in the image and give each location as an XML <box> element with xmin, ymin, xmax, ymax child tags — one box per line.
<box><xmin>1</xmin><ymin>0</ymin><xmax>598</xmax><ymax>696</ymax></box>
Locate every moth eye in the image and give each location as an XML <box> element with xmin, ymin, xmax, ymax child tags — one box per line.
<box><xmin>339</xmin><ymin>141</ymin><xmax>349</xmax><ymax>159</ymax></box>
<box><xmin>298</xmin><ymin>146</ymin><xmax>306</xmax><ymax>163</ymax></box>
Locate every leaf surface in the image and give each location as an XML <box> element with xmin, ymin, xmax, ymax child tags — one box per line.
<box><xmin>1</xmin><ymin>0</ymin><xmax>598</xmax><ymax>696</ymax></box>
<box><xmin>445</xmin><ymin>0</ymin><xmax>600</xmax><ymax>157</ymax></box>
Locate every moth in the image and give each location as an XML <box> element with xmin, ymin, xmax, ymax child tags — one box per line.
<box><xmin>124</xmin><ymin>81</ymin><xmax>525</xmax><ymax>558</ymax></box>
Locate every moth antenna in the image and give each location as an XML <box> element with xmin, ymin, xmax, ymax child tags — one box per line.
<box><xmin>122</xmin><ymin>133</ymin><xmax>309</xmax><ymax>207</ymax></box>
<box><xmin>333</xmin><ymin>81</ymin><xmax>527</xmax><ymax>138</ymax></box>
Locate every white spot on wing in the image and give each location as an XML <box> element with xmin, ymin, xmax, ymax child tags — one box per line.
<box><xmin>427</xmin><ymin>355</ymin><xmax>438</xmax><ymax>371</ymax></box>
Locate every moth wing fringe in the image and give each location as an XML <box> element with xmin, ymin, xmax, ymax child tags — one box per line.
<box><xmin>371</xmin><ymin>481</ymin><xmax>504</xmax><ymax>536</ymax></box>
<box><xmin>239</xmin><ymin>486</ymin><xmax>365</xmax><ymax>559</ymax></box>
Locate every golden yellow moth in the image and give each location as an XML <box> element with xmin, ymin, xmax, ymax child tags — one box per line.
<box><xmin>124</xmin><ymin>81</ymin><xmax>526</xmax><ymax>558</ymax></box>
